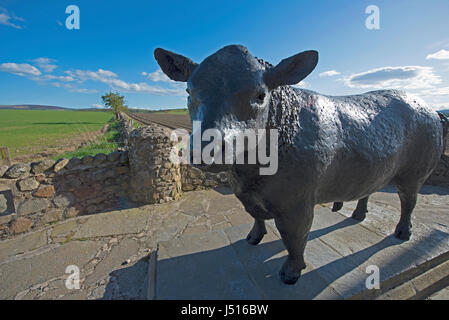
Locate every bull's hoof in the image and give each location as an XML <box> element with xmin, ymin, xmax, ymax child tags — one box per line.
<box><xmin>246</xmin><ymin>230</ymin><xmax>266</xmax><ymax>246</ymax></box>
<box><xmin>331</xmin><ymin>202</ymin><xmax>343</xmax><ymax>212</ymax></box>
<box><xmin>351</xmin><ymin>210</ymin><xmax>366</xmax><ymax>222</ymax></box>
<box><xmin>279</xmin><ymin>259</ymin><xmax>302</xmax><ymax>285</ymax></box>
<box><xmin>279</xmin><ymin>269</ymin><xmax>300</xmax><ymax>285</ymax></box>
<box><xmin>394</xmin><ymin>227</ymin><xmax>411</xmax><ymax>241</ymax></box>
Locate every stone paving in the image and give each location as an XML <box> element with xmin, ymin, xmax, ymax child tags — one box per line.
<box><xmin>428</xmin><ymin>285</ymin><xmax>449</xmax><ymax>300</ymax></box>
<box><xmin>0</xmin><ymin>184</ymin><xmax>448</xmax><ymax>300</ymax></box>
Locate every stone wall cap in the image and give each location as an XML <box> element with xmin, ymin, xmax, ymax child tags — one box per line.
<box><xmin>129</xmin><ymin>125</ymin><xmax>172</xmax><ymax>139</ymax></box>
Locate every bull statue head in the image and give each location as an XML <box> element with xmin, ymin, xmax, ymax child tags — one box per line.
<box><xmin>155</xmin><ymin>44</ymin><xmax>317</xmax><ymax>128</ymax></box>
<box><xmin>154</xmin><ymin>45</ymin><xmax>318</xmax><ymax>169</ymax></box>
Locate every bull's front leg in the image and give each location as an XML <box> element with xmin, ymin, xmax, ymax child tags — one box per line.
<box><xmin>274</xmin><ymin>204</ymin><xmax>314</xmax><ymax>285</ymax></box>
<box><xmin>246</xmin><ymin>218</ymin><xmax>267</xmax><ymax>245</ymax></box>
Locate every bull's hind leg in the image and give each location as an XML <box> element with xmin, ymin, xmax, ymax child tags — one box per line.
<box><xmin>331</xmin><ymin>202</ymin><xmax>343</xmax><ymax>212</ymax></box>
<box><xmin>246</xmin><ymin>218</ymin><xmax>267</xmax><ymax>245</ymax></box>
<box><xmin>351</xmin><ymin>196</ymin><xmax>369</xmax><ymax>221</ymax></box>
<box><xmin>394</xmin><ymin>184</ymin><xmax>420</xmax><ymax>241</ymax></box>
<box><xmin>274</xmin><ymin>204</ymin><xmax>314</xmax><ymax>285</ymax></box>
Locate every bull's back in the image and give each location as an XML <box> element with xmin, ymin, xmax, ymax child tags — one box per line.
<box><xmin>299</xmin><ymin>89</ymin><xmax>442</xmax><ymax>202</ymax></box>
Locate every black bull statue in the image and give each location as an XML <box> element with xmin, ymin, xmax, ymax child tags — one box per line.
<box><xmin>154</xmin><ymin>45</ymin><xmax>445</xmax><ymax>285</ymax></box>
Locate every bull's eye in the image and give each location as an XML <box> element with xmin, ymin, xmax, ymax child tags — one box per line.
<box><xmin>257</xmin><ymin>93</ymin><xmax>266</xmax><ymax>102</ymax></box>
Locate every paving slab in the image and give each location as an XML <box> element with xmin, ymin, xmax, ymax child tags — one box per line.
<box><xmin>428</xmin><ymin>285</ymin><xmax>449</xmax><ymax>300</ymax></box>
<box><xmin>0</xmin><ymin>240</ymin><xmax>103</xmax><ymax>299</ymax></box>
<box><xmin>73</xmin><ymin>207</ymin><xmax>150</xmax><ymax>239</ymax></box>
<box><xmin>86</xmin><ymin>238</ymin><xmax>140</xmax><ymax>285</ymax></box>
<box><xmin>333</xmin><ymin>185</ymin><xmax>449</xmax><ymax>271</ymax></box>
<box><xmin>155</xmin><ymin>188</ymin><xmax>449</xmax><ymax>300</ymax></box>
<box><xmin>223</xmin><ymin>224</ymin><xmax>341</xmax><ymax>299</ymax></box>
<box><xmin>0</xmin><ymin>230</ymin><xmax>47</xmax><ymax>262</ymax></box>
<box><xmin>1</xmin><ymin>185</ymin><xmax>448</xmax><ymax>300</ymax></box>
<box><xmin>157</xmin><ymin>229</ymin><xmax>262</xmax><ymax>299</ymax></box>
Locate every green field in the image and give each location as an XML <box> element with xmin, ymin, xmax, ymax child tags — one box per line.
<box><xmin>0</xmin><ymin>109</ymin><xmax>115</xmax><ymax>161</ymax></box>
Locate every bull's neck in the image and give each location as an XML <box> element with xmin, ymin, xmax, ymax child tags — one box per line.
<box><xmin>266</xmin><ymin>85</ymin><xmax>309</xmax><ymax>148</ymax></box>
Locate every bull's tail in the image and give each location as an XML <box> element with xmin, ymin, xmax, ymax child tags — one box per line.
<box><xmin>437</xmin><ymin>112</ymin><xmax>449</xmax><ymax>154</ymax></box>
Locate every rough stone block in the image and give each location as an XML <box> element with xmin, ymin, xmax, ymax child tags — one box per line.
<box><xmin>107</xmin><ymin>151</ymin><xmax>121</xmax><ymax>162</ymax></box>
<box><xmin>53</xmin><ymin>193</ymin><xmax>75</xmax><ymax>208</ymax></box>
<box><xmin>65</xmin><ymin>157</ymin><xmax>81</xmax><ymax>170</ymax></box>
<box><xmin>31</xmin><ymin>159</ymin><xmax>55</xmax><ymax>174</ymax></box>
<box><xmin>82</xmin><ymin>155</ymin><xmax>94</xmax><ymax>165</ymax></box>
<box><xmin>17</xmin><ymin>198</ymin><xmax>50</xmax><ymax>216</ymax></box>
<box><xmin>39</xmin><ymin>209</ymin><xmax>63</xmax><ymax>225</ymax></box>
<box><xmin>4</xmin><ymin>163</ymin><xmax>30</xmax><ymax>179</ymax></box>
<box><xmin>9</xmin><ymin>217</ymin><xmax>33</xmax><ymax>234</ymax></box>
<box><xmin>0</xmin><ymin>189</ymin><xmax>15</xmax><ymax>216</ymax></box>
<box><xmin>93</xmin><ymin>153</ymin><xmax>107</xmax><ymax>166</ymax></box>
<box><xmin>17</xmin><ymin>177</ymin><xmax>39</xmax><ymax>191</ymax></box>
<box><xmin>33</xmin><ymin>185</ymin><xmax>55</xmax><ymax>198</ymax></box>
<box><xmin>53</xmin><ymin>159</ymin><xmax>69</xmax><ymax>172</ymax></box>
<box><xmin>0</xmin><ymin>165</ymin><xmax>8</xmax><ymax>177</ymax></box>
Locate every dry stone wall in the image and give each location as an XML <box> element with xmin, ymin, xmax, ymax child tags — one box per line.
<box><xmin>181</xmin><ymin>164</ymin><xmax>230</xmax><ymax>191</ymax></box>
<box><xmin>117</xmin><ymin>112</ymin><xmax>135</xmax><ymax>148</ymax></box>
<box><xmin>426</xmin><ymin>154</ymin><xmax>449</xmax><ymax>187</ymax></box>
<box><xmin>0</xmin><ymin>119</ymin><xmax>230</xmax><ymax>239</ymax></box>
<box><xmin>0</xmin><ymin>151</ymin><xmax>130</xmax><ymax>239</ymax></box>
<box><xmin>127</xmin><ymin>125</ymin><xmax>182</xmax><ymax>204</ymax></box>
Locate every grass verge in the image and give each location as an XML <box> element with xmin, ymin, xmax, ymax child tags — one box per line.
<box><xmin>54</xmin><ymin>118</ymin><xmax>120</xmax><ymax>159</ymax></box>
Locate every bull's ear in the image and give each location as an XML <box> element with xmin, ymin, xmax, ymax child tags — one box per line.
<box><xmin>154</xmin><ymin>48</ymin><xmax>198</xmax><ymax>82</ymax></box>
<box><xmin>263</xmin><ymin>50</ymin><xmax>318</xmax><ymax>90</ymax></box>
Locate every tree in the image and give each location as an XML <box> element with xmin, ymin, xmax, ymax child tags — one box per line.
<box><xmin>101</xmin><ymin>91</ymin><xmax>129</xmax><ymax>119</ymax></box>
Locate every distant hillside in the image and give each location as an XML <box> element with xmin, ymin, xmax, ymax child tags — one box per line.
<box><xmin>0</xmin><ymin>105</ymin><xmax>106</xmax><ymax>111</ymax></box>
<box><xmin>0</xmin><ymin>104</ymin><xmax>68</xmax><ymax>110</ymax></box>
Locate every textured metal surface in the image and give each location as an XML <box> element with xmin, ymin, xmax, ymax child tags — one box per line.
<box><xmin>154</xmin><ymin>44</ymin><xmax>445</xmax><ymax>284</ymax></box>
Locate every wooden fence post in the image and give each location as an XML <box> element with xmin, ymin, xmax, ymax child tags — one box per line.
<box><xmin>0</xmin><ymin>147</ymin><xmax>11</xmax><ymax>166</ymax></box>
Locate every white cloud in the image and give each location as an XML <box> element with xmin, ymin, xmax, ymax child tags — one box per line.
<box><xmin>0</xmin><ymin>60</ymin><xmax>186</xmax><ymax>96</ymax></box>
<box><xmin>0</xmin><ymin>62</ymin><xmax>41</xmax><ymax>76</ymax></box>
<box><xmin>344</xmin><ymin>66</ymin><xmax>441</xmax><ymax>89</ymax></box>
<box><xmin>319</xmin><ymin>70</ymin><xmax>340</xmax><ymax>77</ymax></box>
<box><xmin>41</xmin><ymin>74</ymin><xmax>75</xmax><ymax>82</ymax></box>
<box><xmin>66</xmin><ymin>68</ymin><xmax>186</xmax><ymax>95</ymax></box>
<box><xmin>426</xmin><ymin>49</ymin><xmax>449</xmax><ymax>60</ymax></box>
<box><xmin>419</xmin><ymin>87</ymin><xmax>449</xmax><ymax>97</ymax></box>
<box><xmin>142</xmin><ymin>69</ymin><xmax>174</xmax><ymax>83</ymax></box>
<box><xmin>30</xmin><ymin>57</ymin><xmax>57</xmax><ymax>73</ymax></box>
<box><xmin>292</xmin><ymin>81</ymin><xmax>308</xmax><ymax>89</ymax></box>
<box><xmin>0</xmin><ymin>12</ymin><xmax>23</xmax><ymax>29</ymax></box>
<box><xmin>70</xmin><ymin>88</ymin><xmax>98</xmax><ymax>94</ymax></box>
<box><xmin>92</xmin><ymin>103</ymin><xmax>103</xmax><ymax>108</ymax></box>
<box><xmin>67</xmin><ymin>68</ymin><xmax>119</xmax><ymax>82</ymax></box>
<box><xmin>432</xmin><ymin>103</ymin><xmax>449</xmax><ymax>111</ymax></box>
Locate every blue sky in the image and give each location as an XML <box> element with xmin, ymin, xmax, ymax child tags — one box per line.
<box><xmin>1</xmin><ymin>0</ymin><xmax>449</xmax><ymax>110</ymax></box>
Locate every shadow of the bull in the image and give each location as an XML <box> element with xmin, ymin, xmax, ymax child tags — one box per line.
<box><xmin>102</xmin><ymin>222</ymin><xmax>449</xmax><ymax>300</ymax></box>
